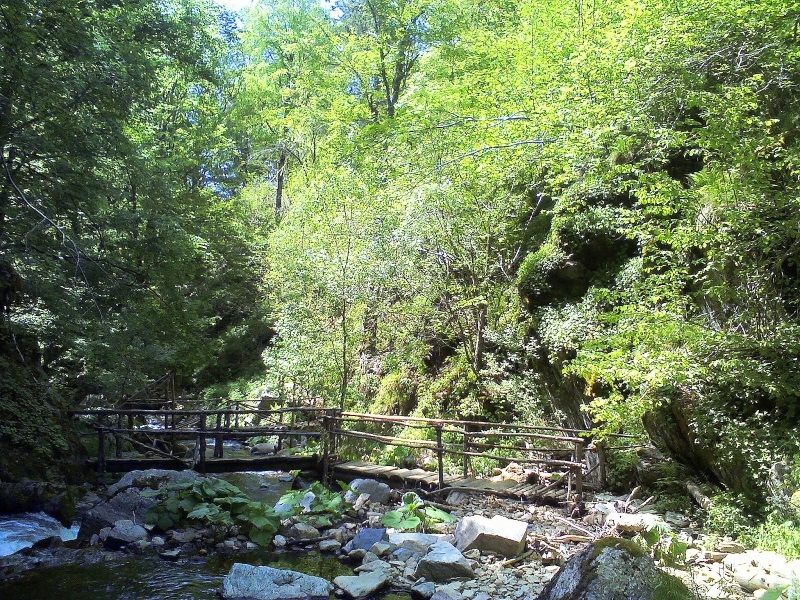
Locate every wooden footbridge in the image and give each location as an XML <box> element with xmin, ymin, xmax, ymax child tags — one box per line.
<box><xmin>71</xmin><ymin>403</ymin><xmax>621</xmax><ymax>505</ymax></box>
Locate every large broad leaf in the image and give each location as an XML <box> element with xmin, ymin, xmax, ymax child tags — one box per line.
<box><xmin>249</xmin><ymin>514</ymin><xmax>279</xmax><ymax>532</ymax></box>
<box><xmin>761</xmin><ymin>586</ymin><xmax>789</xmax><ymax>600</ymax></box>
<box><xmin>382</xmin><ymin>510</ymin><xmax>421</xmax><ymax>531</ymax></box>
<box><xmin>187</xmin><ymin>503</ymin><xmax>220</xmax><ymax>521</ymax></box>
<box><xmin>424</xmin><ymin>505</ymin><xmax>455</xmax><ymax>523</ymax></box>
<box><xmin>401</xmin><ymin>492</ymin><xmax>423</xmax><ymax>510</ymax></box>
<box><xmin>158</xmin><ymin>513</ymin><xmax>177</xmax><ymax>531</ymax></box>
<box><xmin>249</xmin><ymin>528</ymin><xmax>273</xmax><ymax>547</ymax></box>
<box><xmin>180</xmin><ymin>496</ymin><xmax>199</xmax><ymax>512</ymax></box>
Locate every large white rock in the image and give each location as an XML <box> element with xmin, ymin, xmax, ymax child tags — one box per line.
<box><xmin>414</xmin><ymin>541</ymin><xmax>474</xmax><ymax>582</ymax></box>
<box><xmin>221</xmin><ymin>563</ymin><xmax>332</xmax><ymax>600</ymax></box>
<box><xmin>333</xmin><ymin>570</ymin><xmax>391</xmax><ymax>598</ymax></box>
<box><xmin>454</xmin><ymin>515</ymin><xmax>527</xmax><ymax>558</ymax></box>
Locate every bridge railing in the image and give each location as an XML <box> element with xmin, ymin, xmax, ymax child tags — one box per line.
<box><xmin>70</xmin><ymin>406</ymin><xmax>329</xmax><ymax>474</ymax></box>
<box><xmin>332</xmin><ymin>412</ymin><xmax>597</xmax><ymax>504</ymax></box>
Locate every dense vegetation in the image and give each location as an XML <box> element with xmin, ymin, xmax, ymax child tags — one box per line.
<box><xmin>2</xmin><ymin>0</ymin><xmax>800</xmax><ymax>525</ymax></box>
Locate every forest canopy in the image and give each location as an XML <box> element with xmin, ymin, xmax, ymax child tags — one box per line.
<box><xmin>2</xmin><ymin>0</ymin><xmax>800</xmax><ymax>500</ymax></box>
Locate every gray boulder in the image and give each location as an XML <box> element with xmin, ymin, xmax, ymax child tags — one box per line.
<box><xmin>414</xmin><ymin>541</ymin><xmax>474</xmax><ymax>583</ymax></box>
<box><xmin>104</xmin><ymin>519</ymin><xmax>148</xmax><ymax>550</ymax></box>
<box><xmin>346</xmin><ymin>527</ymin><xmax>387</xmax><ymax>552</ymax></box>
<box><xmin>454</xmin><ymin>515</ymin><xmax>527</xmax><ymax>558</ymax></box>
<box><xmin>82</xmin><ymin>488</ymin><xmax>157</xmax><ymax>536</ymax></box>
<box><xmin>251</xmin><ymin>442</ymin><xmax>279</xmax><ymax>455</ymax></box>
<box><xmin>333</xmin><ymin>570</ymin><xmax>391</xmax><ymax>598</ymax></box>
<box><xmin>345</xmin><ymin>479</ymin><xmax>392</xmax><ymax>504</ymax></box>
<box><xmin>536</xmin><ymin>538</ymin><xmax>692</xmax><ymax>600</ymax></box>
<box><xmin>221</xmin><ymin>563</ymin><xmax>332</xmax><ymax>600</ymax></box>
<box><xmin>287</xmin><ymin>522</ymin><xmax>320</xmax><ymax>540</ymax></box>
<box><xmin>106</xmin><ymin>469</ymin><xmax>198</xmax><ymax>496</ymax></box>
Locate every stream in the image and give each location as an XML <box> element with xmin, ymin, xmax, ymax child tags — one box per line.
<box><xmin>0</xmin><ymin>471</ymin><xmax>368</xmax><ymax>599</ymax></box>
<box><xmin>0</xmin><ymin>513</ymin><xmax>80</xmax><ymax>558</ymax></box>
<box><xmin>0</xmin><ymin>549</ymin><xmax>355</xmax><ymax>599</ymax></box>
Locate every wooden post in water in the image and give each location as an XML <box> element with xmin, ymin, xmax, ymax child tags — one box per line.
<box><xmin>435</xmin><ymin>424</ymin><xmax>444</xmax><ymax>489</ymax></box>
<box><xmin>198</xmin><ymin>413</ymin><xmax>207</xmax><ymax>474</ymax></box>
<box><xmin>214</xmin><ymin>412</ymin><xmax>223</xmax><ymax>458</ymax></box>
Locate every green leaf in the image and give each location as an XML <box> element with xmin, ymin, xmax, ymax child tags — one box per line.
<box><xmin>382</xmin><ymin>510</ymin><xmax>422</xmax><ymax>531</ymax></box>
<box><xmin>760</xmin><ymin>586</ymin><xmax>788</xmax><ymax>600</ymax></box>
<box><xmin>249</xmin><ymin>528</ymin><xmax>274</xmax><ymax>547</ymax></box>
<box><xmin>424</xmin><ymin>505</ymin><xmax>455</xmax><ymax>523</ymax></box>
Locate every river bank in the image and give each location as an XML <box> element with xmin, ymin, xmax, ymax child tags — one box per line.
<box><xmin>0</xmin><ymin>468</ymin><xmax>795</xmax><ymax>599</ymax></box>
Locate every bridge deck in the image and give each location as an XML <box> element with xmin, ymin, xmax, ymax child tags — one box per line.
<box><xmin>333</xmin><ymin>460</ymin><xmax>558</xmax><ymax>500</ymax></box>
<box><xmin>87</xmin><ymin>455</ymin><xmax>319</xmax><ymax>474</ymax></box>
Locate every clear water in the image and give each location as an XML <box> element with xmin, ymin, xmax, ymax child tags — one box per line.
<box><xmin>0</xmin><ymin>513</ymin><xmax>80</xmax><ymax>558</ymax></box>
<box><xmin>0</xmin><ymin>550</ymin><xmax>354</xmax><ymax>600</ymax></box>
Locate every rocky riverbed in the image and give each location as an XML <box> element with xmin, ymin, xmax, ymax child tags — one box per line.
<box><xmin>1</xmin><ymin>469</ymin><xmax>798</xmax><ymax>599</ymax></box>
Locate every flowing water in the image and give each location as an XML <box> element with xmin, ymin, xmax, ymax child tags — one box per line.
<box><xmin>0</xmin><ymin>549</ymin><xmax>355</xmax><ymax>599</ymax></box>
<box><xmin>0</xmin><ymin>513</ymin><xmax>80</xmax><ymax>558</ymax></box>
<box><xmin>0</xmin><ymin>471</ymin><xmax>364</xmax><ymax>599</ymax></box>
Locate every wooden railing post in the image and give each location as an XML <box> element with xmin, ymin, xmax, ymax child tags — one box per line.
<box><xmin>214</xmin><ymin>411</ymin><xmax>223</xmax><ymax>458</ymax></box>
<box><xmin>574</xmin><ymin>439</ymin><xmax>584</xmax><ymax>507</ymax></box>
<box><xmin>234</xmin><ymin>402</ymin><xmax>240</xmax><ymax>429</ymax></box>
<box><xmin>596</xmin><ymin>440</ymin><xmax>607</xmax><ymax>488</ymax></box>
<box><xmin>435</xmin><ymin>424</ymin><xmax>444</xmax><ymax>489</ymax></box>
<box><xmin>462</xmin><ymin>431</ymin><xmax>470</xmax><ymax>478</ymax></box>
<box><xmin>97</xmin><ymin>425</ymin><xmax>106</xmax><ymax>475</ymax></box>
<box><xmin>115</xmin><ymin>413</ymin><xmax>123</xmax><ymax>458</ymax></box>
<box><xmin>198</xmin><ymin>413</ymin><xmax>207</xmax><ymax>474</ymax></box>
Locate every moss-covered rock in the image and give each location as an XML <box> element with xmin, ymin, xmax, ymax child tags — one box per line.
<box><xmin>537</xmin><ymin>537</ymin><xmax>692</xmax><ymax>600</ymax></box>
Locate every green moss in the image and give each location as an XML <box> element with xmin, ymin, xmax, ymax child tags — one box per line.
<box><xmin>590</xmin><ymin>536</ymin><xmax>648</xmax><ymax>560</ymax></box>
<box><xmin>653</xmin><ymin>571</ymin><xmax>693</xmax><ymax>600</ymax></box>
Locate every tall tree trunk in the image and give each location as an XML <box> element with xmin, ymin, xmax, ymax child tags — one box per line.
<box><xmin>275</xmin><ymin>149</ymin><xmax>287</xmax><ymax>214</ymax></box>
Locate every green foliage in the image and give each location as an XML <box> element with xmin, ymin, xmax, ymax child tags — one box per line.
<box><xmin>605</xmin><ymin>451</ymin><xmax>639</xmax><ymax>492</ymax></box>
<box><xmin>143</xmin><ymin>477</ymin><xmax>280</xmax><ymax>546</ymax></box>
<box><xmin>702</xmin><ymin>492</ymin><xmax>758</xmax><ymax>538</ymax></box>
<box><xmin>381</xmin><ymin>492</ymin><xmax>455</xmax><ymax>532</ymax></box>
<box><xmin>273</xmin><ymin>481</ymin><xmax>353</xmax><ymax>528</ymax></box>
<box><xmin>744</xmin><ymin>520</ymin><xmax>800</xmax><ymax>560</ymax></box>
<box><xmin>636</xmin><ymin>520</ymin><xmax>688</xmax><ymax>569</ymax></box>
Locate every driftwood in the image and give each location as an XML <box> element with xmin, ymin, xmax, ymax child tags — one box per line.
<box><xmin>629</xmin><ymin>495</ymin><xmax>655</xmax><ymax>513</ymax></box>
<box><xmin>117</xmin><ymin>433</ymin><xmax>190</xmax><ymax>466</ymax></box>
<box><xmin>501</xmin><ymin>549</ymin><xmax>534</xmax><ymax>567</ymax></box>
<box><xmin>686</xmin><ymin>480</ymin><xmax>714</xmax><ymax>509</ymax></box>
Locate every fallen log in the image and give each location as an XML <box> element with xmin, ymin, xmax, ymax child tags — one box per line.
<box><xmin>686</xmin><ymin>480</ymin><xmax>713</xmax><ymax>509</ymax></box>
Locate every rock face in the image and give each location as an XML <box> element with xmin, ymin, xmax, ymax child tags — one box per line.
<box><xmin>221</xmin><ymin>563</ymin><xmax>332</xmax><ymax>600</ymax></box>
<box><xmin>536</xmin><ymin>538</ymin><xmax>691</xmax><ymax>600</ymax></box>
<box><xmin>414</xmin><ymin>541</ymin><xmax>474</xmax><ymax>583</ymax></box>
<box><xmin>0</xmin><ymin>481</ymin><xmax>80</xmax><ymax>525</ymax></box>
<box><xmin>454</xmin><ymin>515</ymin><xmax>527</xmax><ymax>558</ymax></box>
